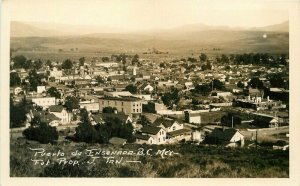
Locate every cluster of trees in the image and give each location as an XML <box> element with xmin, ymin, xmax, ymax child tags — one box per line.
<box><xmin>111</xmin><ymin>54</ymin><xmax>129</xmax><ymax>64</ymax></box>
<box><xmin>131</xmin><ymin>54</ymin><xmax>140</xmax><ymax>66</ymax></box>
<box><xmin>125</xmin><ymin>84</ymin><xmax>137</xmax><ymax>94</ymax></box>
<box><xmin>221</xmin><ymin>113</ymin><xmax>242</xmax><ymax>127</ymax></box>
<box><xmin>193</xmin><ymin>79</ymin><xmax>225</xmax><ymax>96</ymax></box>
<box><xmin>13</xmin><ymin>55</ymin><xmax>43</xmax><ymax>70</ymax></box>
<box><xmin>161</xmin><ymin>88</ymin><xmax>180</xmax><ymax>108</ymax></box>
<box><xmin>10</xmin><ymin>72</ymin><xmax>21</xmax><ymax>87</ymax></box>
<box><xmin>22</xmin><ymin>116</ymin><xmax>59</xmax><ymax>144</ymax></box>
<box><xmin>74</xmin><ymin>109</ymin><xmax>135</xmax><ymax>143</ymax></box>
<box><xmin>102</xmin><ymin>106</ymin><xmax>117</xmax><ymax>113</ymax></box>
<box><xmin>215</xmin><ymin>53</ymin><xmax>288</xmax><ymax>66</ymax></box>
<box><xmin>47</xmin><ymin>87</ymin><xmax>61</xmax><ymax>98</ymax></box>
<box><xmin>64</xmin><ymin>96</ymin><xmax>79</xmax><ymax>112</ymax></box>
<box><xmin>10</xmin><ymin>96</ymin><xmax>27</xmax><ymax>128</ymax></box>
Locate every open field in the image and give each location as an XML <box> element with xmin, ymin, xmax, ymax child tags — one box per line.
<box><xmin>10</xmin><ymin>137</ymin><xmax>289</xmax><ymax>177</ymax></box>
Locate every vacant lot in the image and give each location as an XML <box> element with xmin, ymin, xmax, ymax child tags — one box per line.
<box><xmin>10</xmin><ymin>138</ymin><xmax>289</xmax><ymax>178</ymax></box>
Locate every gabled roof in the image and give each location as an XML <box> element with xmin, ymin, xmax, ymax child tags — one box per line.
<box><xmin>208</xmin><ymin>128</ymin><xmax>241</xmax><ymax>141</ymax></box>
<box><xmin>49</xmin><ymin>105</ymin><xmax>65</xmax><ymax>112</ymax></box>
<box><xmin>141</xmin><ymin>125</ymin><xmax>162</xmax><ymax>135</ymax></box>
<box><xmin>153</xmin><ymin>117</ymin><xmax>177</xmax><ymax>128</ymax></box>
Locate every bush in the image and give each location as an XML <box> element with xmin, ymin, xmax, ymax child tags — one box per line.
<box><xmin>23</xmin><ymin>123</ymin><xmax>58</xmax><ymax>144</ymax></box>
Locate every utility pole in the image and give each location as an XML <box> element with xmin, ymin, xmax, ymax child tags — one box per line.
<box><xmin>231</xmin><ymin>116</ymin><xmax>234</xmax><ymax>128</ymax></box>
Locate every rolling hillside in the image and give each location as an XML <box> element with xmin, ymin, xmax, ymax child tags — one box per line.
<box><xmin>10</xmin><ymin>21</ymin><xmax>289</xmax><ymax>54</ymax></box>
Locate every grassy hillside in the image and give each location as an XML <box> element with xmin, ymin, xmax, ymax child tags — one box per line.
<box><xmin>10</xmin><ymin>138</ymin><xmax>289</xmax><ymax>177</ymax></box>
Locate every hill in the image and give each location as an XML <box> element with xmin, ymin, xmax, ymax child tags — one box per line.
<box><xmin>10</xmin><ymin>21</ymin><xmax>289</xmax><ymax>54</ymax></box>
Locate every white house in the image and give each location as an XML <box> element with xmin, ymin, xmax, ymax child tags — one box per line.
<box><xmin>140</xmin><ymin>125</ymin><xmax>167</xmax><ymax>144</ymax></box>
<box><xmin>152</xmin><ymin>118</ymin><xmax>184</xmax><ymax>132</ymax></box>
<box><xmin>48</xmin><ymin>105</ymin><xmax>71</xmax><ymax>124</ymax></box>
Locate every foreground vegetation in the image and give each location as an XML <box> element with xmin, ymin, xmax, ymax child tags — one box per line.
<box><xmin>10</xmin><ymin>139</ymin><xmax>289</xmax><ymax>178</ymax></box>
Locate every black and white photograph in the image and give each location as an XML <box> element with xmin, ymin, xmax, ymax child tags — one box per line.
<box><xmin>1</xmin><ymin>0</ymin><xmax>300</xmax><ymax>185</ymax></box>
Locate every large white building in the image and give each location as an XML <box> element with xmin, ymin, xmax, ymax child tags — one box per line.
<box><xmin>32</xmin><ymin>97</ymin><xmax>56</xmax><ymax>109</ymax></box>
<box><xmin>99</xmin><ymin>96</ymin><xmax>142</xmax><ymax>118</ymax></box>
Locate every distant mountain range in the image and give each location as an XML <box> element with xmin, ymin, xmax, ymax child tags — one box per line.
<box><xmin>10</xmin><ymin>21</ymin><xmax>289</xmax><ymax>54</ymax></box>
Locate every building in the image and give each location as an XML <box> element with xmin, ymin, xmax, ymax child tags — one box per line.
<box><xmin>32</xmin><ymin>97</ymin><xmax>56</xmax><ymax>109</ymax></box>
<box><xmin>138</xmin><ymin>125</ymin><xmax>166</xmax><ymax>144</ymax></box>
<box><xmin>99</xmin><ymin>96</ymin><xmax>142</xmax><ymax>118</ymax></box>
<box><xmin>37</xmin><ymin>86</ymin><xmax>46</xmax><ymax>94</ymax></box>
<box><xmin>48</xmin><ymin>105</ymin><xmax>71</xmax><ymax>124</ymax></box>
<box><xmin>205</xmin><ymin>128</ymin><xmax>245</xmax><ymax>147</ymax></box>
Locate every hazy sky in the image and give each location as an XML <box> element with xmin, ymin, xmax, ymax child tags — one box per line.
<box><xmin>6</xmin><ymin>0</ymin><xmax>289</xmax><ymax>31</ymax></box>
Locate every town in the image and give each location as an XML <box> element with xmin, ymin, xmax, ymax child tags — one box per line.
<box><xmin>10</xmin><ymin>52</ymin><xmax>289</xmax><ymax>150</ymax></box>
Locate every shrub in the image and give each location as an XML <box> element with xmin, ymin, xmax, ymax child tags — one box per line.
<box><xmin>22</xmin><ymin>122</ymin><xmax>58</xmax><ymax>144</ymax></box>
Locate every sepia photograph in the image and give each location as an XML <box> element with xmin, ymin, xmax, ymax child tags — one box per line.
<box><xmin>1</xmin><ymin>0</ymin><xmax>300</xmax><ymax>185</ymax></box>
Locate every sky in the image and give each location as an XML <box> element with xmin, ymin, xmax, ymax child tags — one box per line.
<box><xmin>5</xmin><ymin>0</ymin><xmax>289</xmax><ymax>32</ymax></box>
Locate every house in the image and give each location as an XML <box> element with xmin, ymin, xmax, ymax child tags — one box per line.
<box><xmin>140</xmin><ymin>125</ymin><xmax>166</xmax><ymax>144</ymax></box>
<box><xmin>152</xmin><ymin>117</ymin><xmax>184</xmax><ymax>133</ymax></box>
<box><xmin>48</xmin><ymin>105</ymin><xmax>71</xmax><ymax>124</ymax></box>
<box><xmin>91</xmin><ymin>112</ymin><xmax>132</xmax><ymax>125</ymax></box>
<box><xmin>138</xmin><ymin>83</ymin><xmax>154</xmax><ymax>93</ymax></box>
<box><xmin>205</xmin><ymin>128</ymin><xmax>245</xmax><ymax>147</ymax></box>
<box><xmin>166</xmin><ymin>127</ymin><xmax>193</xmax><ymax>143</ymax></box>
<box><xmin>135</xmin><ymin>134</ymin><xmax>155</xmax><ymax>144</ymax></box>
<box><xmin>31</xmin><ymin>97</ymin><xmax>56</xmax><ymax>109</ymax></box>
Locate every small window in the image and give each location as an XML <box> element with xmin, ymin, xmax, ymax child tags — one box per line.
<box><xmin>122</xmin><ymin>102</ymin><xmax>124</xmax><ymax>106</ymax></box>
<box><xmin>173</xmin><ymin>126</ymin><xmax>176</xmax><ymax>131</ymax></box>
<box><xmin>133</xmin><ymin>109</ymin><xmax>135</xmax><ymax>112</ymax></box>
<box><xmin>122</xmin><ymin>108</ymin><xmax>124</xmax><ymax>112</ymax></box>
<box><xmin>115</xmin><ymin>101</ymin><xmax>117</xmax><ymax>105</ymax></box>
<box><xmin>158</xmin><ymin>138</ymin><xmax>160</xmax><ymax>142</ymax></box>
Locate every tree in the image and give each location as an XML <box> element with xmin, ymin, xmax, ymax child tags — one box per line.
<box><xmin>46</xmin><ymin>60</ymin><xmax>52</xmax><ymax>68</ymax></box>
<box><xmin>161</xmin><ymin>88</ymin><xmax>180</xmax><ymax>108</ymax></box>
<box><xmin>221</xmin><ymin>54</ymin><xmax>229</xmax><ymax>64</ymax></box>
<box><xmin>140</xmin><ymin>115</ymin><xmax>150</xmax><ymax>126</ymax></box>
<box><xmin>24</xmin><ymin>60</ymin><xmax>33</xmax><ymax>70</ymax></box>
<box><xmin>13</xmin><ymin>55</ymin><xmax>26</xmax><ymax>69</ymax></box>
<box><xmin>125</xmin><ymin>84</ymin><xmax>137</xmax><ymax>94</ymax></box>
<box><xmin>75</xmin><ymin>108</ymin><xmax>100</xmax><ymax>143</ymax></box>
<box><xmin>199</xmin><ymin>53</ymin><xmax>207</xmax><ymax>62</ymax></box>
<box><xmin>10</xmin><ymin>96</ymin><xmax>27</xmax><ymax>128</ymax></box>
<box><xmin>28</xmin><ymin>69</ymin><xmax>42</xmax><ymax>91</ymax></box>
<box><xmin>33</xmin><ymin>59</ymin><xmax>43</xmax><ymax>70</ymax></box>
<box><xmin>102</xmin><ymin>107</ymin><xmax>117</xmax><ymax>113</ymax></box>
<box><xmin>64</xmin><ymin>96</ymin><xmax>79</xmax><ymax>112</ymax></box>
<box><xmin>194</xmin><ymin>84</ymin><xmax>211</xmax><ymax>96</ymax></box>
<box><xmin>249</xmin><ymin>77</ymin><xmax>264</xmax><ymax>89</ymax></box>
<box><xmin>131</xmin><ymin>54</ymin><xmax>139</xmax><ymax>66</ymax></box>
<box><xmin>221</xmin><ymin>113</ymin><xmax>241</xmax><ymax>127</ymax></box>
<box><xmin>79</xmin><ymin>57</ymin><xmax>85</xmax><ymax>66</ymax></box>
<box><xmin>10</xmin><ymin>72</ymin><xmax>21</xmax><ymax>87</ymax></box>
<box><xmin>23</xmin><ymin>118</ymin><xmax>59</xmax><ymax>144</ymax></box>
<box><xmin>237</xmin><ymin>81</ymin><xmax>244</xmax><ymax>89</ymax></box>
<box><xmin>210</xmin><ymin>79</ymin><xmax>224</xmax><ymax>91</ymax></box>
<box><xmin>47</xmin><ymin>87</ymin><xmax>61</xmax><ymax>98</ymax></box>
<box><xmin>62</xmin><ymin>59</ymin><xmax>73</xmax><ymax>70</ymax></box>
<box><xmin>102</xmin><ymin>57</ymin><xmax>110</xmax><ymax>62</ymax></box>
